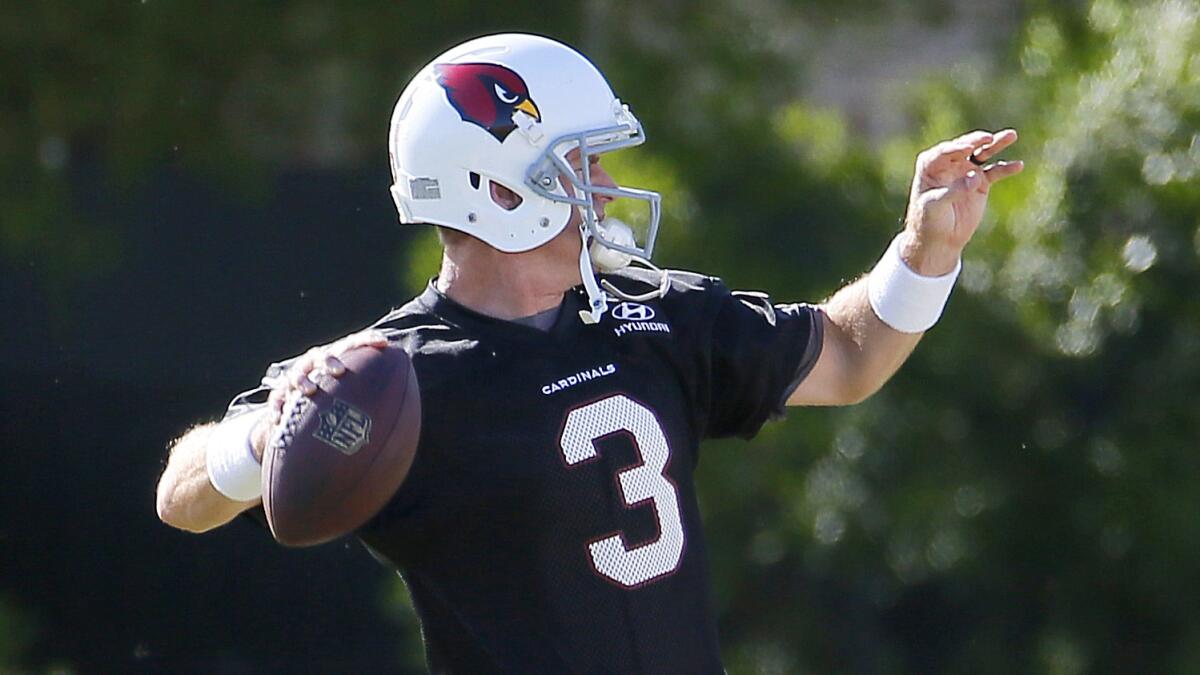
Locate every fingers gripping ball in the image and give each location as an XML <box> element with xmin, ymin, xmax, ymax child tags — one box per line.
<box><xmin>263</xmin><ymin>345</ymin><xmax>421</xmax><ymax>547</ymax></box>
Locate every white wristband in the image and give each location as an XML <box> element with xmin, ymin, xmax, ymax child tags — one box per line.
<box><xmin>867</xmin><ymin>232</ymin><xmax>961</xmax><ymax>333</ymax></box>
<box><xmin>206</xmin><ymin>410</ymin><xmax>264</xmax><ymax>502</ymax></box>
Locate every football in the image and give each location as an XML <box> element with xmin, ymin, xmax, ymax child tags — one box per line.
<box><xmin>262</xmin><ymin>344</ymin><xmax>421</xmax><ymax>547</ymax></box>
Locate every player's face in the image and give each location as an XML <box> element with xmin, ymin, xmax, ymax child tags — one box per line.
<box><xmin>534</xmin><ymin>148</ymin><xmax>617</xmax><ymax>279</ymax></box>
<box><xmin>562</xmin><ymin>148</ymin><xmax>617</xmax><ymax>226</ymax></box>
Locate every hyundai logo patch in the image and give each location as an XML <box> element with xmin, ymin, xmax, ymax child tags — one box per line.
<box><xmin>611</xmin><ymin>302</ymin><xmax>656</xmax><ymax>321</ymax></box>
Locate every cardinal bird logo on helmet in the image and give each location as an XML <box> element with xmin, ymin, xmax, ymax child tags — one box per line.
<box><xmin>435</xmin><ymin>63</ymin><xmax>541</xmax><ymax>142</ymax></box>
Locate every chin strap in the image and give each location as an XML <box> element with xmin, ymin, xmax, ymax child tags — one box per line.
<box><xmin>600</xmin><ymin>261</ymin><xmax>670</xmax><ymax>303</ymax></box>
<box><xmin>577</xmin><ymin>219</ymin><xmax>671</xmax><ymax>324</ymax></box>
<box><xmin>578</xmin><ymin>229</ymin><xmax>609</xmax><ymax>325</ymax></box>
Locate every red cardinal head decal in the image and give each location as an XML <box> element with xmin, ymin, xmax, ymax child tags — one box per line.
<box><xmin>435</xmin><ymin>63</ymin><xmax>541</xmax><ymax>142</ymax></box>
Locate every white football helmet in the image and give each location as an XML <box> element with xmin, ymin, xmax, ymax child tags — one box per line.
<box><xmin>388</xmin><ymin>33</ymin><xmax>665</xmax><ymax>323</ymax></box>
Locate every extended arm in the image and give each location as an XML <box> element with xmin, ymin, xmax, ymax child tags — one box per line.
<box><xmin>789</xmin><ymin>129</ymin><xmax>1023</xmax><ymax>406</ymax></box>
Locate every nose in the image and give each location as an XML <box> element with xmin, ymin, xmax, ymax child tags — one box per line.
<box><xmin>591</xmin><ymin>164</ymin><xmax>617</xmax><ymax>212</ymax></box>
<box><xmin>591</xmin><ymin>163</ymin><xmax>617</xmax><ymax>193</ymax></box>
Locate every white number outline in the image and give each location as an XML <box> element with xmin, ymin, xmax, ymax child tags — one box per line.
<box><xmin>559</xmin><ymin>394</ymin><xmax>686</xmax><ymax>588</ymax></box>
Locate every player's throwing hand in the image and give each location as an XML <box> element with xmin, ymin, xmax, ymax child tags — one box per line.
<box><xmin>253</xmin><ymin>330</ymin><xmax>390</xmax><ymax>460</ymax></box>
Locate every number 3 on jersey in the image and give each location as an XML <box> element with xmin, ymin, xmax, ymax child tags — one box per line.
<box><xmin>559</xmin><ymin>395</ymin><xmax>685</xmax><ymax>588</ymax></box>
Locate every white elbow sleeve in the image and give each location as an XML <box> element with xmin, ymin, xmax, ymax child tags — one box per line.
<box><xmin>206</xmin><ymin>411</ymin><xmax>264</xmax><ymax>502</ymax></box>
<box><xmin>868</xmin><ymin>232</ymin><xmax>961</xmax><ymax>333</ymax></box>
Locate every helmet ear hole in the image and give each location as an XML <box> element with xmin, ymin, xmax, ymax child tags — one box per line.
<box><xmin>488</xmin><ymin>180</ymin><xmax>524</xmax><ymax>211</ymax></box>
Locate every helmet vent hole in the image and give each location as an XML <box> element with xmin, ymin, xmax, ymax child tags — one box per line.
<box><xmin>469</xmin><ymin>172</ymin><xmax>481</xmax><ymax>190</ymax></box>
<box><xmin>488</xmin><ymin>180</ymin><xmax>523</xmax><ymax>211</ymax></box>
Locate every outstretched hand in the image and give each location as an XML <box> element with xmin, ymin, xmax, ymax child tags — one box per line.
<box><xmin>902</xmin><ymin>129</ymin><xmax>1024</xmax><ymax>275</ymax></box>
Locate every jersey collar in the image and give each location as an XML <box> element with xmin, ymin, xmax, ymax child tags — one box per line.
<box><xmin>416</xmin><ymin>279</ymin><xmax>586</xmax><ymax>341</ymax></box>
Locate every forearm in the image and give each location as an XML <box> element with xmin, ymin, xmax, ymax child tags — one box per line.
<box><xmin>789</xmin><ymin>231</ymin><xmax>960</xmax><ymax>406</ymax></box>
<box><xmin>156</xmin><ymin>420</ymin><xmax>263</xmax><ymax>533</ymax></box>
<box><xmin>817</xmin><ymin>275</ymin><xmax>923</xmax><ymax>402</ymax></box>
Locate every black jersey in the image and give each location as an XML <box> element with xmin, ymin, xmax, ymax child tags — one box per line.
<box><xmin>231</xmin><ymin>269</ymin><xmax>822</xmax><ymax>674</ymax></box>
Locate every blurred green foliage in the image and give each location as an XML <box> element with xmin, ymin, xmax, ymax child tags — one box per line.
<box><xmin>6</xmin><ymin>0</ymin><xmax>1200</xmax><ymax>672</ymax></box>
<box><xmin>689</xmin><ymin>2</ymin><xmax>1200</xmax><ymax>673</ymax></box>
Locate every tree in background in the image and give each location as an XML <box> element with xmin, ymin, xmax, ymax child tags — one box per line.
<box><xmin>4</xmin><ymin>0</ymin><xmax>1199</xmax><ymax>672</ymax></box>
<box><xmin>676</xmin><ymin>1</ymin><xmax>1199</xmax><ymax>673</ymax></box>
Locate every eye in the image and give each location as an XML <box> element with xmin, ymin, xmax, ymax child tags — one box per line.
<box><xmin>573</xmin><ymin>157</ymin><xmax>599</xmax><ymax>176</ymax></box>
<box><xmin>494</xmin><ymin>83</ymin><xmax>519</xmax><ymax>104</ymax></box>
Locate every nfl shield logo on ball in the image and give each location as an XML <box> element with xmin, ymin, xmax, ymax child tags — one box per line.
<box><xmin>315</xmin><ymin>399</ymin><xmax>372</xmax><ymax>455</ymax></box>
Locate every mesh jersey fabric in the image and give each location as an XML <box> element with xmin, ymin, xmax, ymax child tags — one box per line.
<box><xmin>228</xmin><ymin>268</ymin><xmax>823</xmax><ymax>674</ymax></box>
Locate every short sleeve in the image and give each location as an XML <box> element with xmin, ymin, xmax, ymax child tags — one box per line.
<box><xmin>704</xmin><ymin>286</ymin><xmax>824</xmax><ymax>439</ymax></box>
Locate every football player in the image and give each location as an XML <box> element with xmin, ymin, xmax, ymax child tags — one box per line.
<box><xmin>157</xmin><ymin>33</ymin><xmax>1022</xmax><ymax>672</ymax></box>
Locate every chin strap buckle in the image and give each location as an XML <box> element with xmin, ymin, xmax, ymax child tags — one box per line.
<box><xmin>576</xmin><ymin>220</ymin><xmax>673</xmax><ymax>325</ymax></box>
<box><xmin>578</xmin><ymin>230</ymin><xmax>608</xmax><ymax>324</ymax></box>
